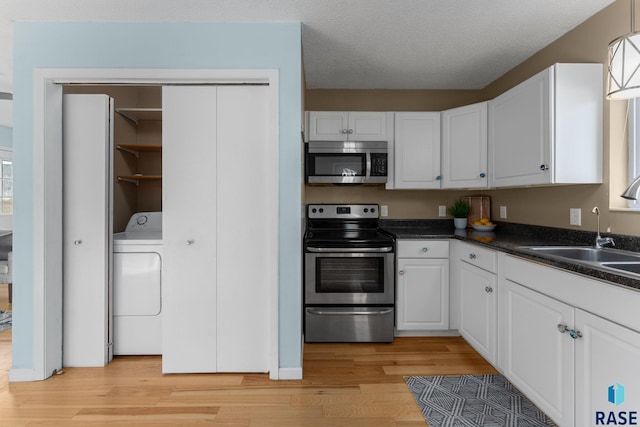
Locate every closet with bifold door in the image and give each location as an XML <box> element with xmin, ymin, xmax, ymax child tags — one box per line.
<box><xmin>61</xmin><ymin>84</ymin><xmax>273</xmax><ymax>374</ymax></box>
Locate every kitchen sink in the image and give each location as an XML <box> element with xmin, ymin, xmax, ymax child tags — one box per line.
<box><xmin>517</xmin><ymin>246</ymin><xmax>640</xmax><ymax>278</ymax></box>
<box><xmin>518</xmin><ymin>246</ymin><xmax>640</xmax><ymax>263</ymax></box>
<box><xmin>601</xmin><ymin>262</ymin><xmax>640</xmax><ymax>275</ymax></box>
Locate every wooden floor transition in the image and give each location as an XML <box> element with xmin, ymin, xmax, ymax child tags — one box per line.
<box><xmin>0</xmin><ymin>288</ymin><xmax>497</xmax><ymax>426</ymax></box>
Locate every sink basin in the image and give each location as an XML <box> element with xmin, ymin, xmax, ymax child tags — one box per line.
<box><xmin>518</xmin><ymin>246</ymin><xmax>640</xmax><ymax>263</ymax></box>
<box><xmin>601</xmin><ymin>262</ymin><xmax>640</xmax><ymax>275</ymax></box>
<box><xmin>517</xmin><ymin>246</ymin><xmax>640</xmax><ymax>278</ymax></box>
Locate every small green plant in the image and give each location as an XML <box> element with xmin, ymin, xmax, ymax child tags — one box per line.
<box><xmin>447</xmin><ymin>199</ymin><xmax>471</xmax><ymax>218</ymax></box>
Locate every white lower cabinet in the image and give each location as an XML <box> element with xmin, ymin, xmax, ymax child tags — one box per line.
<box><xmin>457</xmin><ymin>245</ymin><xmax>497</xmax><ymax>365</ymax></box>
<box><xmin>502</xmin><ymin>279</ymin><xmax>574</xmax><ymax>427</ymax></box>
<box><xmin>500</xmin><ymin>255</ymin><xmax>640</xmax><ymax>427</ymax></box>
<box><xmin>575</xmin><ymin>309</ymin><xmax>640</xmax><ymax>427</ymax></box>
<box><xmin>396</xmin><ymin>240</ymin><xmax>449</xmax><ymax>332</ymax></box>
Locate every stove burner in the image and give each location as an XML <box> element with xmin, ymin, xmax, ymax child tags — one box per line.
<box><xmin>304</xmin><ymin>204</ymin><xmax>394</xmax><ymax>250</ymax></box>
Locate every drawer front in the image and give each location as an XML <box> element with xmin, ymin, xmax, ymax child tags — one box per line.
<box><xmin>397</xmin><ymin>240</ymin><xmax>449</xmax><ymax>258</ymax></box>
<box><xmin>458</xmin><ymin>241</ymin><xmax>497</xmax><ymax>273</ymax></box>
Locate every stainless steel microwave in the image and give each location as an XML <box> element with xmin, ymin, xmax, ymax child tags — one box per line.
<box><xmin>304</xmin><ymin>141</ymin><xmax>388</xmax><ymax>184</ymax></box>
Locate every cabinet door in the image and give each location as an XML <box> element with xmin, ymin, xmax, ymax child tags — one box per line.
<box><xmin>396</xmin><ymin>258</ymin><xmax>449</xmax><ymax>330</ymax></box>
<box><xmin>308</xmin><ymin>111</ymin><xmax>349</xmax><ymax>140</ymax></box>
<box><xmin>162</xmin><ymin>86</ymin><xmax>218</xmax><ymax>373</ymax></box>
<box><xmin>576</xmin><ymin>309</ymin><xmax>640</xmax><ymax>426</ymax></box>
<box><xmin>441</xmin><ymin>102</ymin><xmax>488</xmax><ymax>189</ymax></box>
<box><xmin>459</xmin><ymin>261</ymin><xmax>496</xmax><ymax>364</ymax></box>
<box><xmin>501</xmin><ymin>280</ymin><xmax>574</xmax><ymax>427</ymax></box>
<box><xmin>394</xmin><ymin>112</ymin><xmax>441</xmax><ymax>189</ymax></box>
<box><xmin>348</xmin><ymin>112</ymin><xmax>388</xmax><ymax>140</ymax></box>
<box><xmin>489</xmin><ymin>68</ymin><xmax>552</xmax><ymax>188</ymax></box>
<box><xmin>62</xmin><ymin>94</ymin><xmax>113</xmax><ymax>367</ymax></box>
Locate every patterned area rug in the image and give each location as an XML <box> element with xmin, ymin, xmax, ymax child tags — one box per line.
<box><xmin>0</xmin><ymin>310</ymin><xmax>11</xmax><ymax>332</ymax></box>
<box><xmin>405</xmin><ymin>375</ymin><xmax>557</xmax><ymax>427</ymax></box>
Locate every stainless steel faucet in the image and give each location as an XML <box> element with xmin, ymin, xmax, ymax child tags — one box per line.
<box><xmin>591</xmin><ymin>207</ymin><xmax>615</xmax><ymax>248</ymax></box>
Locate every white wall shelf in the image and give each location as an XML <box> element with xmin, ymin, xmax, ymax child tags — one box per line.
<box><xmin>115</xmin><ymin>107</ymin><xmax>162</xmax><ymax>125</ymax></box>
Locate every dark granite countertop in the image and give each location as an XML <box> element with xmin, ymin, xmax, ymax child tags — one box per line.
<box><xmin>380</xmin><ymin>219</ymin><xmax>640</xmax><ymax>292</ymax></box>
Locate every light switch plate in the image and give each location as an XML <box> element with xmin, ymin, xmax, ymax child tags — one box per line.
<box><xmin>380</xmin><ymin>205</ymin><xmax>389</xmax><ymax>217</ymax></box>
<box><xmin>438</xmin><ymin>205</ymin><xmax>446</xmax><ymax>217</ymax></box>
<box><xmin>500</xmin><ymin>206</ymin><xmax>507</xmax><ymax>219</ymax></box>
<box><xmin>570</xmin><ymin>208</ymin><xmax>582</xmax><ymax>226</ymax></box>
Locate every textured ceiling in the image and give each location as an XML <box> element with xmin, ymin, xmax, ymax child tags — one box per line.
<box><xmin>0</xmin><ymin>0</ymin><xmax>617</xmax><ymax>91</ymax></box>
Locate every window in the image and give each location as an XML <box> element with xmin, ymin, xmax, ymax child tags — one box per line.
<box><xmin>0</xmin><ymin>149</ymin><xmax>12</xmax><ymax>221</ymax></box>
<box><xmin>0</xmin><ymin>159</ymin><xmax>11</xmax><ymax>215</ymax></box>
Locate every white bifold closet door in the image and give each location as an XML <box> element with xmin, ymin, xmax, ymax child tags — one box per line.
<box><xmin>162</xmin><ymin>85</ymin><xmax>270</xmax><ymax>373</ymax></box>
<box><xmin>62</xmin><ymin>94</ymin><xmax>113</xmax><ymax>367</ymax></box>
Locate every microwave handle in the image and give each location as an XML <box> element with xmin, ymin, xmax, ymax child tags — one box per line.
<box><xmin>365</xmin><ymin>151</ymin><xmax>371</xmax><ymax>180</ymax></box>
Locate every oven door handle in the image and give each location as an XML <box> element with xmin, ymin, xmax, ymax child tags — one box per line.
<box><xmin>307</xmin><ymin>308</ymin><xmax>394</xmax><ymax>316</ymax></box>
<box><xmin>306</xmin><ymin>246</ymin><xmax>393</xmax><ymax>253</ymax></box>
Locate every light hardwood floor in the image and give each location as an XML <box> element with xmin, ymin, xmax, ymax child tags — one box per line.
<box><xmin>0</xmin><ymin>290</ymin><xmax>497</xmax><ymax>426</ymax></box>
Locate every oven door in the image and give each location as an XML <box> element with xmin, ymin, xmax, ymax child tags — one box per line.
<box><xmin>305</xmin><ymin>250</ymin><xmax>394</xmax><ymax>305</ymax></box>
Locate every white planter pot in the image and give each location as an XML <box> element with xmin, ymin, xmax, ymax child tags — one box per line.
<box><xmin>453</xmin><ymin>218</ymin><xmax>468</xmax><ymax>229</ymax></box>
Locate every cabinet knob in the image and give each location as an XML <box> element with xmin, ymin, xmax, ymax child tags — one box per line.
<box><xmin>540</xmin><ymin>164</ymin><xmax>549</xmax><ymax>171</ymax></box>
<box><xmin>479</xmin><ymin>173</ymin><xmax>486</xmax><ymax>178</ymax></box>
<box><xmin>74</xmin><ymin>240</ymin><xmax>82</xmax><ymax>245</ymax></box>
<box><xmin>399</xmin><ymin>270</ymin><xmax>405</xmax><ymax>275</ymax></box>
<box><xmin>469</xmin><ymin>253</ymin><xmax>477</xmax><ymax>259</ymax></box>
<box><xmin>341</xmin><ymin>129</ymin><xmax>349</xmax><ymax>134</ymax></box>
<box><xmin>436</xmin><ymin>175</ymin><xmax>442</xmax><ymax>180</ymax></box>
<box><xmin>421</xmin><ymin>247</ymin><xmax>429</xmax><ymax>253</ymax></box>
<box><xmin>484</xmin><ymin>286</ymin><xmax>493</xmax><ymax>293</ymax></box>
<box><xmin>557</xmin><ymin>324</ymin><xmax>582</xmax><ymax>339</ymax></box>
<box><xmin>348</xmin><ymin>129</ymin><xmax>354</xmax><ymax>134</ymax></box>
<box><xmin>569</xmin><ymin>329</ymin><xmax>583</xmax><ymax>340</ymax></box>
<box><xmin>187</xmin><ymin>239</ymin><xmax>194</xmax><ymax>245</ymax></box>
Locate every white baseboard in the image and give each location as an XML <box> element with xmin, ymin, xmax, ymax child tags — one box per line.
<box><xmin>394</xmin><ymin>329</ymin><xmax>461</xmax><ymax>337</ymax></box>
<box><xmin>9</xmin><ymin>368</ymin><xmax>38</xmax><ymax>382</ymax></box>
<box><xmin>277</xmin><ymin>367</ymin><xmax>303</xmax><ymax>380</ymax></box>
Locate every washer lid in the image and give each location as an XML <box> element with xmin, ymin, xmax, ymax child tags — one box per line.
<box><xmin>124</xmin><ymin>212</ymin><xmax>162</xmax><ymax>233</ymax></box>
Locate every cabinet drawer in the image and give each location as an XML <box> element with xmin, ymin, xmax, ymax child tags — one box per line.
<box><xmin>458</xmin><ymin>241</ymin><xmax>496</xmax><ymax>273</ymax></box>
<box><xmin>397</xmin><ymin>240</ymin><xmax>449</xmax><ymax>258</ymax></box>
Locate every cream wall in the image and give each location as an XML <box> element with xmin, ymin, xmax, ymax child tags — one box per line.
<box><xmin>305</xmin><ymin>0</ymin><xmax>638</xmax><ymax>235</ymax></box>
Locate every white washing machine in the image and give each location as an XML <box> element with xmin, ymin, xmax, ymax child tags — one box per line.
<box><xmin>113</xmin><ymin>212</ymin><xmax>163</xmax><ymax>355</ymax></box>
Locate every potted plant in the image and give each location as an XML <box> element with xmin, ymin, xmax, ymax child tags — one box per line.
<box><xmin>447</xmin><ymin>198</ymin><xmax>471</xmax><ymax>229</ymax></box>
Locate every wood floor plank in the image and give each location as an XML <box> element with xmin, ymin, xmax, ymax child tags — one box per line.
<box><xmin>0</xmin><ymin>335</ymin><xmax>498</xmax><ymax>425</ymax></box>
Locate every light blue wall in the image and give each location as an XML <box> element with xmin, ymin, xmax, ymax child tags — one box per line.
<box><xmin>13</xmin><ymin>22</ymin><xmax>302</xmax><ymax>371</ymax></box>
<box><xmin>0</xmin><ymin>126</ymin><xmax>11</xmax><ymax>148</ymax></box>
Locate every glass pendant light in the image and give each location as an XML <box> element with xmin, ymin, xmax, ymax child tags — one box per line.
<box><xmin>608</xmin><ymin>0</ymin><xmax>640</xmax><ymax>99</ymax></box>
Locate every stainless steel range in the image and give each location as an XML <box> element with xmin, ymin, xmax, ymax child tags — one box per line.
<box><xmin>303</xmin><ymin>204</ymin><xmax>395</xmax><ymax>343</ymax></box>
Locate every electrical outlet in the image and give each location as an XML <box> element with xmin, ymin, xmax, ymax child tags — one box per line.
<box><xmin>570</xmin><ymin>208</ymin><xmax>582</xmax><ymax>226</ymax></box>
<box><xmin>500</xmin><ymin>206</ymin><xmax>507</xmax><ymax>219</ymax></box>
<box><xmin>438</xmin><ymin>205</ymin><xmax>446</xmax><ymax>217</ymax></box>
<box><xmin>380</xmin><ymin>205</ymin><xmax>389</xmax><ymax>217</ymax></box>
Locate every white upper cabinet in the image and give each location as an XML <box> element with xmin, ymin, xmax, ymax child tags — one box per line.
<box><xmin>307</xmin><ymin>111</ymin><xmax>388</xmax><ymax>141</ymax></box>
<box><xmin>488</xmin><ymin>63</ymin><xmax>602</xmax><ymax>188</ymax></box>
<box><xmin>441</xmin><ymin>102</ymin><xmax>488</xmax><ymax>189</ymax></box>
<box><xmin>393</xmin><ymin>112</ymin><xmax>441</xmax><ymax>189</ymax></box>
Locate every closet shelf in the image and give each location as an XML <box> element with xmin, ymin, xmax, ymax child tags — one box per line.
<box><xmin>116</xmin><ymin>108</ymin><xmax>162</xmax><ymax>125</ymax></box>
<box><xmin>117</xmin><ymin>144</ymin><xmax>162</xmax><ymax>158</ymax></box>
<box><xmin>117</xmin><ymin>175</ymin><xmax>162</xmax><ymax>186</ymax></box>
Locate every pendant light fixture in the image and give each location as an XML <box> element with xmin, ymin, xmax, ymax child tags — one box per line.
<box><xmin>608</xmin><ymin>0</ymin><xmax>640</xmax><ymax>99</ymax></box>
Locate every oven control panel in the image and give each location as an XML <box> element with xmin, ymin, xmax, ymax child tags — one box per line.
<box><xmin>307</xmin><ymin>204</ymin><xmax>380</xmax><ymax>219</ymax></box>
